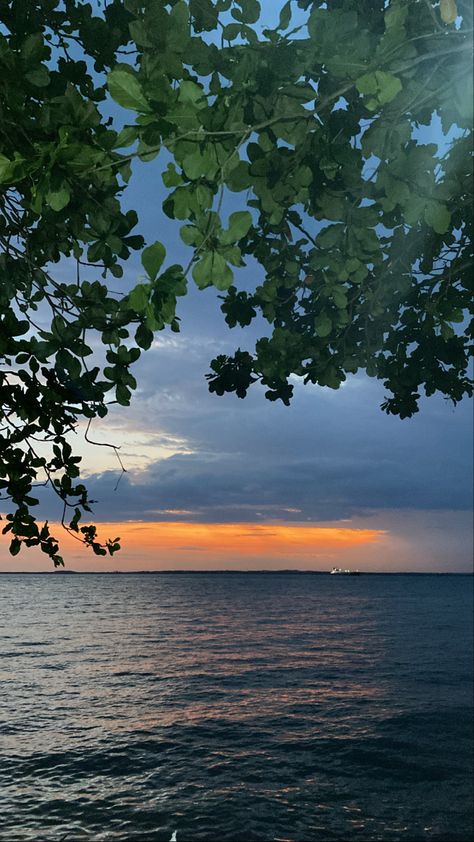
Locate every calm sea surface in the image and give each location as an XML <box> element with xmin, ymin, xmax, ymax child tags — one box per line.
<box><xmin>0</xmin><ymin>573</ymin><xmax>472</xmax><ymax>842</ymax></box>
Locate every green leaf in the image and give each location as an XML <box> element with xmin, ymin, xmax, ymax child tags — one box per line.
<box><xmin>314</xmin><ymin>313</ymin><xmax>332</xmax><ymax>337</ymax></box>
<box><xmin>332</xmin><ymin>287</ymin><xmax>348</xmax><ymax>309</ymax></box>
<box><xmin>46</xmin><ymin>185</ymin><xmax>71</xmax><ymax>212</ymax></box>
<box><xmin>116</xmin><ymin>383</ymin><xmax>131</xmax><ymax>405</ymax></box>
<box><xmin>317</xmin><ymin>224</ymin><xmax>343</xmax><ymax>249</ymax></box>
<box><xmin>181</xmin><ymin>147</ymin><xmax>217</xmax><ymax>180</ymax></box>
<box><xmin>21</xmin><ymin>33</ymin><xmax>45</xmax><ymax>64</ymax></box>
<box><xmin>223</xmin><ymin>23</ymin><xmax>242</xmax><ymax>40</ymax></box>
<box><xmin>192</xmin><ymin>254</ymin><xmax>212</xmax><ymax>289</ymax></box>
<box><xmin>385</xmin><ymin>4</ymin><xmax>408</xmax><ymax>30</ymax></box>
<box><xmin>424</xmin><ymin>202</ymin><xmax>451</xmax><ymax>235</ymax></box>
<box><xmin>318</xmin><ymin>193</ymin><xmax>346</xmax><ymax>221</ymax></box>
<box><xmin>180</xmin><ymin>225</ymin><xmax>203</xmax><ymax>246</ymax></box>
<box><xmin>25</xmin><ymin>66</ymin><xmax>50</xmax><ymax>87</ymax></box>
<box><xmin>190</xmin><ymin>0</ymin><xmax>219</xmax><ymax>31</ymax></box>
<box><xmin>10</xmin><ymin>538</ymin><xmax>21</xmax><ymax>556</ymax></box>
<box><xmin>220</xmin><ymin>245</ymin><xmax>242</xmax><ymax>266</ymax></box>
<box><xmin>447</xmin><ymin>308</ymin><xmax>464</xmax><ymax>323</ymax></box>
<box><xmin>128</xmin><ymin>20</ymin><xmax>154</xmax><ymax>47</ymax></box>
<box><xmin>226</xmin><ymin>160</ymin><xmax>251</xmax><ymax>192</ymax></box>
<box><xmin>107</xmin><ymin>66</ymin><xmax>150</xmax><ymax>112</ymax></box>
<box><xmin>278</xmin><ymin>1</ymin><xmax>292</xmax><ymax>30</ymax></box>
<box><xmin>221</xmin><ymin>211</ymin><xmax>252</xmax><ymax>244</ymax></box>
<box><xmin>162</xmin><ymin>163</ymin><xmax>183</xmax><ymax>188</ymax></box>
<box><xmin>231</xmin><ymin>0</ymin><xmax>261</xmax><ymax>25</ymax></box>
<box><xmin>356</xmin><ymin>71</ymin><xmax>402</xmax><ymax>104</ymax></box>
<box><xmin>128</xmin><ymin>284</ymin><xmax>149</xmax><ymax>313</ymax></box>
<box><xmin>141</xmin><ymin>242</ymin><xmax>166</xmax><ymax>280</ymax></box>
<box><xmin>178</xmin><ymin>81</ymin><xmax>206</xmax><ymax>108</ymax></box>
<box><xmin>167</xmin><ymin>187</ymin><xmax>195</xmax><ymax>219</ymax></box>
<box><xmin>196</xmin><ymin>184</ymin><xmax>213</xmax><ymax>209</ymax></box>
<box><xmin>0</xmin><ymin>154</ymin><xmax>13</xmax><ymax>183</ymax></box>
<box><xmin>385</xmin><ymin>177</ymin><xmax>410</xmax><ymax>207</ymax></box>
<box><xmin>356</xmin><ymin>73</ymin><xmax>378</xmax><ymax>96</ymax></box>
<box><xmin>135</xmin><ymin>323</ymin><xmax>154</xmax><ymax>350</ymax></box>
<box><xmin>192</xmin><ymin>251</ymin><xmax>234</xmax><ymax>290</ymax></box>
<box><xmin>56</xmin><ymin>348</ymin><xmax>81</xmax><ymax>379</ymax></box>
<box><xmin>346</xmin><ymin>258</ymin><xmax>361</xmax><ymax>273</ymax></box>
<box><xmin>168</xmin><ymin>1</ymin><xmax>190</xmax><ymax>50</ymax></box>
<box><xmin>375</xmin><ymin>71</ymin><xmax>402</xmax><ymax>104</ymax></box>
<box><xmin>440</xmin><ymin>323</ymin><xmax>455</xmax><ymax>340</ymax></box>
<box><xmin>402</xmin><ymin>195</ymin><xmax>427</xmax><ymax>226</ymax></box>
<box><xmin>114</xmin><ymin>126</ymin><xmax>138</xmax><ymax>149</ymax></box>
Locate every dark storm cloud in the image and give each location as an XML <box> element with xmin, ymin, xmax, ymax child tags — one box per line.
<box><xmin>72</xmin><ymin>330</ymin><xmax>472</xmax><ymax>523</ymax></box>
<box><xmin>29</xmin><ymin>324</ymin><xmax>472</xmax><ymax>526</ymax></box>
<box><xmin>83</xmin><ymin>440</ymin><xmax>471</xmax><ymax>523</ymax></box>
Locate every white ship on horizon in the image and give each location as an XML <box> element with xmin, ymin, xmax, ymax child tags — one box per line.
<box><xmin>330</xmin><ymin>567</ymin><xmax>361</xmax><ymax>576</ymax></box>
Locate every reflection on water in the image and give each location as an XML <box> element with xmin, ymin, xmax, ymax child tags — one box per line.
<box><xmin>0</xmin><ymin>573</ymin><xmax>472</xmax><ymax>841</ymax></box>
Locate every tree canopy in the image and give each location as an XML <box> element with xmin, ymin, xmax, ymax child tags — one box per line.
<box><xmin>0</xmin><ymin>0</ymin><xmax>472</xmax><ymax>565</ymax></box>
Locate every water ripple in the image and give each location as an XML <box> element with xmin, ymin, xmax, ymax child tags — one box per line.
<box><xmin>0</xmin><ymin>573</ymin><xmax>472</xmax><ymax>841</ymax></box>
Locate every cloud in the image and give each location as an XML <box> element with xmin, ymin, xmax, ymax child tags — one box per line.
<box><xmin>28</xmin><ymin>329</ymin><xmax>472</xmax><ymax>528</ymax></box>
<box><xmin>68</xmin><ymin>346</ymin><xmax>471</xmax><ymax>524</ymax></box>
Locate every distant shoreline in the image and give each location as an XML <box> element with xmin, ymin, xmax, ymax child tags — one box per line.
<box><xmin>0</xmin><ymin>570</ymin><xmax>472</xmax><ymax>576</ymax></box>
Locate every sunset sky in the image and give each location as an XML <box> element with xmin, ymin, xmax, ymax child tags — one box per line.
<box><xmin>1</xmin><ymin>2</ymin><xmax>472</xmax><ymax>574</ymax></box>
<box><xmin>2</xmin><ymin>251</ymin><xmax>471</xmax><ymax>572</ymax></box>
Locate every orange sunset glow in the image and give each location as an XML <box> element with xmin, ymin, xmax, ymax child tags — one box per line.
<box><xmin>111</xmin><ymin>521</ymin><xmax>384</xmax><ymax>555</ymax></box>
<box><xmin>0</xmin><ymin>520</ymin><xmax>388</xmax><ymax>571</ymax></box>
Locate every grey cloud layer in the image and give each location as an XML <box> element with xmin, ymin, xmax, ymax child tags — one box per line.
<box><xmin>68</xmin><ymin>335</ymin><xmax>473</xmax><ymax>523</ymax></box>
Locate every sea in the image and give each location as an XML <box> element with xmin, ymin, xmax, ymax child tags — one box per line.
<box><xmin>0</xmin><ymin>572</ymin><xmax>472</xmax><ymax>842</ymax></box>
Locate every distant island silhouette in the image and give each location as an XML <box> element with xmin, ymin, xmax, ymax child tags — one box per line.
<box><xmin>0</xmin><ymin>570</ymin><xmax>471</xmax><ymax>575</ymax></box>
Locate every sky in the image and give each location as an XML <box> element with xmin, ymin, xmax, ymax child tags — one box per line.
<box><xmin>1</xmin><ymin>2</ymin><xmax>472</xmax><ymax>573</ymax></box>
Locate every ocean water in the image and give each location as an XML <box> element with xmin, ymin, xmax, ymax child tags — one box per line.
<box><xmin>0</xmin><ymin>572</ymin><xmax>472</xmax><ymax>842</ymax></box>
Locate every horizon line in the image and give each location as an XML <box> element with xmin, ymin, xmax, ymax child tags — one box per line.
<box><xmin>0</xmin><ymin>569</ymin><xmax>472</xmax><ymax>575</ymax></box>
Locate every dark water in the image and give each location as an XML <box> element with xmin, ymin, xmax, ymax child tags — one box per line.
<box><xmin>0</xmin><ymin>573</ymin><xmax>472</xmax><ymax>842</ymax></box>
